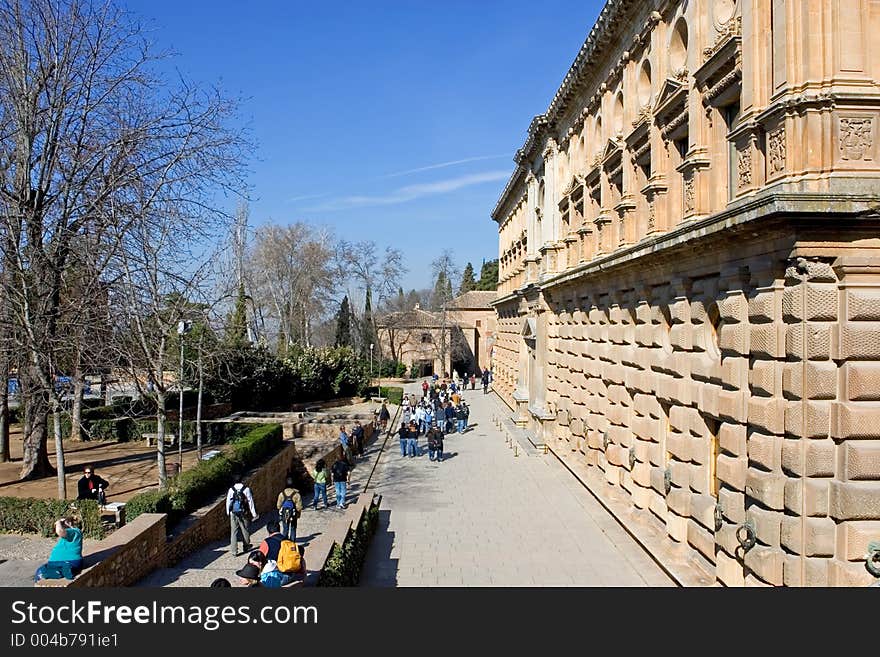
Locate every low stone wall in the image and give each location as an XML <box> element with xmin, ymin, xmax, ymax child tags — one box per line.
<box><xmin>165</xmin><ymin>440</ymin><xmax>299</xmax><ymax>566</ymax></box>
<box><xmin>37</xmin><ymin>514</ymin><xmax>167</xmax><ymax>588</ymax></box>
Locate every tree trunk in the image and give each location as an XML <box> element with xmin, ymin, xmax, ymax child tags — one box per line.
<box><xmin>196</xmin><ymin>350</ymin><xmax>204</xmax><ymax>460</ymax></box>
<box><xmin>19</xmin><ymin>366</ymin><xmax>55</xmax><ymax>480</ymax></box>
<box><xmin>71</xmin><ymin>367</ymin><xmax>84</xmax><ymax>442</ymax></box>
<box><xmin>0</xmin><ymin>366</ymin><xmax>9</xmax><ymax>462</ymax></box>
<box><xmin>156</xmin><ymin>391</ymin><xmax>167</xmax><ymax>490</ymax></box>
<box><xmin>52</xmin><ymin>403</ymin><xmax>67</xmax><ymax>499</ymax></box>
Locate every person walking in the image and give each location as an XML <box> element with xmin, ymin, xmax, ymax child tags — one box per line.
<box><xmin>276</xmin><ymin>477</ymin><xmax>303</xmax><ymax>542</ymax></box>
<box><xmin>339</xmin><ymin>425</ymin><xmax>354</xmax><ymax>465</ymax></box>
<box><xmin>226</xmin><ymin>474</ymin><xmax>258</xmax><ymax>556</ymax></box>
<box><xmin>407</xmin><ymin>420</ymin><xmax>419</xmax><ymax>457</ymax></box>
<box><xmin>378</xmin><ymin>402</ymin><xmax>390</xmax><ymax>431</ymax></box>
<box><xmin>312</xmin><ymin>459</ymin><xmax>330</xmax><ymax>510</ymax></box>
<box><xmin>351</xmin><ymin>420</ymin><xmax>366</xmax><ymax>457</ymax></box>
<box><xmin>331</xmin><ymin>457</ymin><xmax>350</xmax><ymax>510</ymax></box>
<box><xmin>470</xmin><ymin>373</ymin><xmax>476</xmax><ymax>390</ymax></box>
<box><xmin>398</xmin><ymin>422</ymin><xmax>409</xmax><ymax>457</ymax></box>
<box><xmin>481</xmin><ymin>369</ymin><xmax>490</xmax><ymax>394</ymax></box>
<box><xmin>456</xmin><ymin>403</ymin><xmax>467</xmax><ymax>433</ymax></box>
<box><xmin>444</xmin><ymin>401</ymin><xmax>455</xmax><ymax>434</ymax></box>
<box><xmin>421</xmin><ymin>379</ymin><xmax>429</xmax><ymax>398</ymax></box>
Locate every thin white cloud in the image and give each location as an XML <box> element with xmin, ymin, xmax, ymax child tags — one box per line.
<box><xmin>285</xmin><ymin>192</ymin><xmax>332</xmax><ymax>203</ymax></box>
<box><xmin>379</xmin><ymin>154</ymin><xmax>510</xmax><ymax>179</ymax></box>
<box><xmin>305</xmin><ymin>170</ymin><xmax>511</xmax><ymax>212</ymax></box>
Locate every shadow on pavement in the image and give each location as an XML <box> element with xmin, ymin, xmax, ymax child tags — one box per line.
<box><xmin>359</xmin><ymin>509</ymin><xmax>397</xmax><ymax>587</ymax></box>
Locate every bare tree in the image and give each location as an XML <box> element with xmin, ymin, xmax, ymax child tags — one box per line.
<box><xmin>246</xmin><ymin>222</ymin><xmax>338</xmax><ymax>355</ymax></box>
<box><xmin>0</xmin><ymin>0</ymin><xmax>247</xmax><ymax>488</ymax></box>
<box><xmin>430</xmin><ymin>251</ymin><xmax>461</xmax><ymax>378</ymax></box>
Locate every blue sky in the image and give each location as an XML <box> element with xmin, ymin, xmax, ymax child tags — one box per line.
<box><xmin>128</xmin><ymin>0</ymin><xmax>604</xmax><ymax>291</ymax></box>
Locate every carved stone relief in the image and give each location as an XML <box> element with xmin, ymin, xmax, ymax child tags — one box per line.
<box><xmin>839</xmin><ymin>117</ymin><xmax>874</xmax><ymax>161</ymax></box>
<box><xmin>684</xmin><ymin>174</ymin><xmax>695</xmax><ymax>212</ymax></box>
<box><xmin>768</xmin><ymin>127</ymin><xmax>786</xmax><ymax>174</ymax></box>
<box><xmin>737</xmin><ymin>148</ymin><xmax>752</xmax><ymax>188</ymax></box>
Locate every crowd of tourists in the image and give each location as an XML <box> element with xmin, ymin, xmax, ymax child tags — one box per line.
<box><xmin>395</xmin><ymin>372</ymin><xmax>482</xmax><ymax>462</ymax></box>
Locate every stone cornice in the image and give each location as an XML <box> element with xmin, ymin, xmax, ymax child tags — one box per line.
<box><xmin>491</xmin><ymin>0</ymin><xmax>647</xmax><ymax>223</ymax></box>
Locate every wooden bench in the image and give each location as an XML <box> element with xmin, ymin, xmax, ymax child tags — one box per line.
<box><xmin>143</xmin><ymin>433</ymin><xmax>176</xmax><ymax>447</ymax></box>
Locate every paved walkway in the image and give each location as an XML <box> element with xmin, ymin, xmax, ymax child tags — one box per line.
<box><xmin>137</xmin><ymin>428</ymin><xmax>388</xmax><ymax>587</ymax></box>
<box><xmin>359</xmin><ymin>381</ymin><xmax>674</xmax><ymax>586</ymax></box>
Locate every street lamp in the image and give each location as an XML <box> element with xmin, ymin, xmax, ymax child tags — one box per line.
<box><xmin>177</xmin><ymin>319</ymin><xmax>192</xmax><ymax>470</ymax></box>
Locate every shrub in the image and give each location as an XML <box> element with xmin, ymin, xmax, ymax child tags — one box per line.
<box><xmin>127</xmin><ymin>423</ymin><xmax>283</xmax><ymax>527</ymax></box>
<box><xmin>317</xmin><ymin>497</ymin><xmax>380</xmax><ymax>586</ymax></box>
<box><xmin>0</xmin><ymin>497</ymin><xmax>104</xmax><ymax>539</ymax></box>
<box><xmin>124</xmin><ymin>490</ymin><xmax>174</xmax><ymax>524</ymax></box>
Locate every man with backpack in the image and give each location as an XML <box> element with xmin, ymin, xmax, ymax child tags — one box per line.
<box><xmin>258</xmin><ymin>521</ymin><xmax>305</xmax><ymax>583</ymax></box>
<box><xmin>276</xmin><ymin>477</ymin><xmax>303</xmax><ymax>542</ymax></box>
<box><xmin>481</xmin><ymin>368</ymin><xmax>490</xmax><ymax>394</ymax></box>
<box><xmin>331</xmin><ymin>457</ymin><xmax>350</xmax><ymax>510</ymax></box>
<box><xmin>226</xmin><ymin>474</ymin><xmax>257</xmax><ymax>556</ymax></box>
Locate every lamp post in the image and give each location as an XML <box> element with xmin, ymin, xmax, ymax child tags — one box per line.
<box><xmin>177</xmin><ymin>320</ymin><xmax>191</xmax><ymax>470</ymax></box>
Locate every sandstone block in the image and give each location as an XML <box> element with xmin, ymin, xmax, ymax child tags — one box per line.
<box><xmin>749</xmin><ymin>361</ymin><xmax>776</xmax><ymax>397</ymax></box>
<box><xmin>717</xmin><ymin>454</ymin><xmax>747</xmax><ymax>490</ymax></box>
<box><xmin>719</xmin><ymin>323</ymin><xmax>748</xmax><ymax>356</ymax></box>
<box><xmin>829</xmin><ymin>480</ymin><xmax>880</xmax><ymax>520</ymax></box>
<box><xmin>843</xmin><ymin>362</ymin><xmax>880</xmax><ymax>401</ymax></box>
<box><xmin>830</xmin><ymin>401</ymin><xmax>880</xmax><ymax>440</ymax></box>
<box><xmin>667</xmin><ymin>431</ymin><xmax>691</xmax><ymax>462</ymax></box>
<box><xmin>720</xmin><ymin>357</ymin><xmax>749</xmax><ymax>391</ymax></box>
<box><xmin>718</xmin><ymin>422</ymin><xmax>747</xmax><ymax>457</ymax></box>
<box><xmin>691</xmin><ymin>493</ymin><xmax>718</xmax><ymax>532</ymax></box>
<box><xmin>845</xmin><ymin>288</ymin><xmax>880</xmax><ymax>321</ymax></box>
<box><xmin>836</xmin><ymin>323</ymin><xmax>880</xmax><ymax>360</ymax></box>
<box><xmin>689</xmin><ymin>462</ymin><xmax>710</xmax><ymax>495</ymax></box>
<box><xmin>803</xmin><ymin>479</ymin><xmax>830</xmax><ymax>517</ymax></box>
<box><xmin>783</xmin><ymin>555</ymin><xmax>830</xmax><ymax>587</ymax></box>
<box><xmin>744</xmin><ymin>545</ymin><xmax>784</xmax><ymax>586</ymax></box>
<box><xmin>631</xmin><ymin>483</ymin><xmax>651</xmax><ymax>509</ymax></box>
<box><xmin>781</xmin><ymin>438</ymin><xmax>834</xmax><ymax>477</ymax></box>
<box><xmin>687</xmin><ymin>519</ymin><xmax>715</xmax><ymax>562</ymax></box>
<box><xmin>716</xmin><ymin>548</ymin><xmax>745</xmax><ymax>587</ymax></box>
<box><xmin>750</xmin><ymin>325</ymin><xmax>781</xmax><ymax>359</ymax></box>
<box><xmin>745</xmin><ymin>470</ymin><xmax>786</xmax><ymax>510</ymax></box>
<box><xmin>649</xmin><ymin>491</ymin><xmax>668</xmax><ymax>523</ymax></box>
<box><xmin>748</xmin><ymin>291</ymin><xmax>776</xmax><ymax>323</ymax></box>
<box><xmin>748</xmin><ymin>397</ymin><xmax>784</xmax><ymax>435</ymax></box>
<box><xmin>666</xmin><ymin>488</ymin><xmax>692</xmax><ymax>517</ymax></box>
<box><xmin>719</xmin><ymin>488</ymin><xmax>746</xmax><ymax>523</ymax></box>
<box><xmin>632</xmin><ymin>462</ymin><xmax>652</xmax><ymax>487</ymax></box>
<box><xmin>780</xmin><ymin>516</ymin><xmax>835</xmax><ymax>557</ymax></box>
<box><xmin>748</xmin><ymin>432</ymin><xmax>782</xmax><ymax>471</ymax></box>
<box><xmin>716</xmin><ymin>522</ymin><xmax>740</xmax><ymax>556</ymax></box>
<box><xmin>746</xmin><ymin>506</ymin><xmax>782</xmax><ymax>547</ymax></box>
<box><xmin>784</xmin><ymin>400</ymin><xmax>831</xmax><ymax>440</ymax></box>
<box><xmin>666</xmin><ymin>511</ymin><xmax>688</xmax><ymax>543</ymax></box>
<box><xmin>827</xmin><ymin>559</ymin><xmax>875</xmax><ymax>586</ymax></box>
<box><xmin>841</xmin><ymin>440</ymin><xmax>880</xmax><ymax>481</ymax></box>
<box><xmin>650</xmin><ymin>465</ymin><xmax>667</xmax><ymax>495</ymax></box>
<box><xmin>837</xmin><ymin>520</ymin><xmax>880</xmax><ymax>561</ymax></box>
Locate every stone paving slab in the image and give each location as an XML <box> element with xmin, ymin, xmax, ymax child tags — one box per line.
<box><xmin>359</xmin><ymin>381</ymin><xmax>675</xmax><ymax>587</ymax></box>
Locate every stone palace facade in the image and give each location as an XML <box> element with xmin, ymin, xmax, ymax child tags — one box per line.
<box><xmin>490</xmin><ymin>0</ymin><xmax>880</xmax><ymax>586</ymax></box>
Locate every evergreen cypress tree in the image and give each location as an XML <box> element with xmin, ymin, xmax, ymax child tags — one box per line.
<box><xmin>226</xmin><ymin>282</ymin><xmax>249</xmax><ymax>347</ymax></box>
<box><xmin>334</xmin><ymin>295</ymin><xmax>353</xmax><ymax>347</ymax></box>
<box><xmin>361</xmin><ymin>287</ymin><xmax>379</xmax><ymax>359</ymax></box>
<box><xmin>476</xmin><ymin>259</ymin><xmax>499</xmax><ymax>291</ymax></box>
<box><xmin>459</xmin><ymin>262</ymin><xmax>476</xmax><ymax>294</ymax></box>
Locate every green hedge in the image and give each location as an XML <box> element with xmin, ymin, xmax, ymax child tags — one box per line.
<box><xmin>0</xmin><ymin>497</ymin><xmax>105</xmax><ymax>539</ymax></box>
<box><xmin>369</xmin><ymin>386</ymin><xmax>403</xmax><ymax>406</ymax></box>
<box><xmin>125</xmin><ymin>423</ymin><xmax>283</xmax><ymax>527</ymax></box>
<box><xmin>317</xmin><ymin>497</ymin><xmax>380</xmax><ymax>586</ymax></box>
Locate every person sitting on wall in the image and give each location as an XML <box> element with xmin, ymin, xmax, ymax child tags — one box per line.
<box><xmin>76</xmin><ymin>464</ymin><xmax>109</xmax><ymax>505</ymax></box>
<box><xmin>34</xmin><ymin>517</ymin><xmax>83</xmax><ymax>583</ymax></box>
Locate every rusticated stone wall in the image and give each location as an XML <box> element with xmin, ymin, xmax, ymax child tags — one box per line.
<box><xmin>494</xmin><ymin>240</ymin><xmax>880</xmax><ymax>587</ymax></box>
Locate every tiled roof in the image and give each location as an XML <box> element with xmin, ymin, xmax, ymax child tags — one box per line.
<box><xmin>445</xmin><ymin>291</ymin><xmax>497</xmax><ymax>309</ymax></box>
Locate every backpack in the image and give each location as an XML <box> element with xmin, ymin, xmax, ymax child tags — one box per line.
<box><xmin>277</xmin><ymin>540</ymin><xmax>303</xmax><ymax>574</ymax></box>
<box><xmin>279</xmin><ymin>491</ymin><xmax>297</xmax><ymax>524</ymax></box>
<box><xmin>230</xmin><ymin>485</ymin><xmax>247</xmax><ymax>516</ymax></box>
<box><xmin>332</xmin><ymin>460</ymin><xmax>347</xmax><ymax>483</ymax></box>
